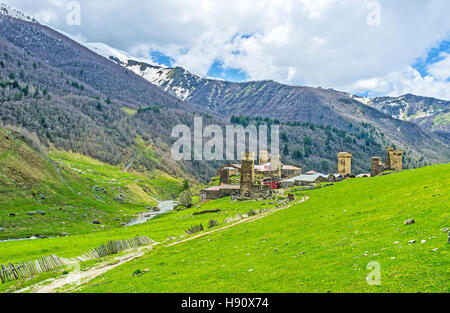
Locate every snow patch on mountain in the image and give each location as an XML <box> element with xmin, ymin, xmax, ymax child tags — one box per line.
<box><xmin>0</xmin><ymin>2</ymin><xmax>38</xmax><ymax>23</ymax></box>
<box><xmin>85</xmin><ymin>42</ymin><xmax>133</xmax><ymax>63</ymax></box>
<box><xmin>126</xmin><ymin>64</ymin><xmax>172</xmax><ymax>86</ymax></box>
<box><xmin>351</xmin><ymin>95</ymin><xmax>372</xmax><ymax>106</ymax></box>
<box><xmin>124</xmin><ymin>63</ymin><xmax>195</xmax><ymax>101</ymax></box>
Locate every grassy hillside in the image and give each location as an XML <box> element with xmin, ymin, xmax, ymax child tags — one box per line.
<box><xmin>0</xmin><ymin>129</ymin><xmax>183</xmax><ymax>240</ymax></box>
<box><xmin>0</xmin><ymin>196</ymin><xmax>279</xmax><ymax>292</ymax></box>
<box><xmin>77</xmin><ymin>164</ymin><xmax>449</xmax><ymax>293</ymax></box>
<box><xmin>0</xmin><ymin>17</ymin><xmax>220</xmax><ymax>181</ymax></box>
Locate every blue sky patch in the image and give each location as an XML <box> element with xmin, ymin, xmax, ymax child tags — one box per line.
<box><xmin>412</xmin><ymin>40</ymin><xmax>450</xmax><ymax>77</ymax></box>
<box><xmin>354</xmin><ymin>90</ymin><xmax>371</xmax><ymax>98</ymax></box>
<box><xmin>150</xmin><ymin>50</ymin><xmax>175</xmax><ymax>67</ymax></box>
<box><xmin>230</xmin><ymin>32</ymin><xmax>256</xmax><ymax>44</ymax></box>
<box><xmin>207</xmin><ymin>59</ymin><xmax>249</xmax><ymax>82</ymax></box>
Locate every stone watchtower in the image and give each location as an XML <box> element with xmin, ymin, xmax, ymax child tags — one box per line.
<box><xmin>371</xmin><ymin>157</ymin><xmax>383</xmax><ymax>177</ymax></box>
<box><xmin>259</xmin><ymin>150</ymin><xmax>269</xmax><ymax>165</ymax></box>
<box><xmin>371</xmin><ymin>147</ymin><xmax>404</xmax><ymax>177</ymax></box>
<box><xmin>219</xmin><ymin>168</ymin><xmax>230</xmax><ymax>185</ymax></box>
<box><xmin>386</xmin><ymin>147</ymin><xmax>403</xmax><ymax>172</ymax></box>
<box><xmin>270</xmin><ymin>154</ymin><xmax>282</xmax><ymax>178</ymax></box>
<box><xmin>338</xmin><ymin>152</ymin><xmax>352</xmax><ymax>176</ymax></box>
<box><xmin>240</xmin><ymin>152</ymin><xmax>255</xmax><ymax>198</ymax></box>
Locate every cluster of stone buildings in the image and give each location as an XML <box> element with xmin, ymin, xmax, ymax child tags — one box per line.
<box><xmin>335</xmin><ymin>147</ymin><xmax>403</xmax><ymax>178</ymax></box>
<box><xmin>199</xmin><ymin>147</ymin><xmax>403</xmax><ymax>201</ymax></box>
<box><xmin>217</xmin><ymin>151</ymin><xmax>302</xmax><ymax>185</ymax></box>
<box><xmin>200</xmin><ymin>151</ymin><xmax>302</xmax><ymax>201</ymax></box>
<box><xmin>371</xmin><ymin>147</ymin><xmax>404</xmax><ymax>177</ymax></box>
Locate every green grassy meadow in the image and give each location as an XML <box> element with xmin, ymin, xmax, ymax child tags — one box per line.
<box><xmin>0</xmin><ymin>129</ymin><xmax>183</xmax><ymax>240</ymax></box>
<box><xmin>1</xmin><ymin>129</ymin><xmax>448</xmax><ymax>293</ymax></box>
<box><xmin>0</xmin><ymin>195</ymin><xmax>280</xmax><ymax>292</ymax></box>
<box><xmin>77</xmin><ymin>164</ymin><xmax>449</xmax><ymax>293</ymax></box>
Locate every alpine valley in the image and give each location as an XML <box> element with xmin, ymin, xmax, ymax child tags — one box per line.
<box><xmin>0</xmin><ymin>2</ymin><xmax>448</xmax><ymax>295</ymax></box>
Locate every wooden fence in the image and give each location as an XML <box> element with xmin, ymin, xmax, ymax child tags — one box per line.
<box><xmin>0</xmin><ymin>235</ymin><xmax>153</xmax><ymax>284</ymax></box>
<box><xmin>0</xmin><ymin>255</ymin><xmax>64</xmax><ymax>284</ymax></box>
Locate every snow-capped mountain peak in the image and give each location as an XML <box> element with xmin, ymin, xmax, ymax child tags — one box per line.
<box><xmin>351</xmin><ymin>95</ymin><xmax>373</xmax><ymax>106</ymax></box>
<box><xmin>84</xmin><ymin>42</ymin><xmax>134</xmax><ymax>64</ymax></box>
<box><xmin>0</xmin><ymin>2</ymin><xmax>38</xmax><ymax>23</ymax></box>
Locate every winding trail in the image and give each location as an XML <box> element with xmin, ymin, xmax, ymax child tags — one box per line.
<box><xmin>18</xmin><ymin>245</ymin><xmax>156</xmax><ymax>294</ymax></box>
<box><xmin>19</xmin><ymin>196</ymin><xmax>309</xmax><ymax>293</ymax></box>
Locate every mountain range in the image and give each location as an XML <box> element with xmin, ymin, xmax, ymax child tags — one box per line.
<box><xmin>115</xmin><ymin>59</ymin><xmax>449</xmax><ymax>165</ymax></box>
<box><xmin>118</xmin><ymin>59</ymin><xmax>450</xmax><ymax>141</ymax></box>
<box><xmin>0</xmin><ymin>5</ymin><xmax>448</xmax><ymax>180</ymax></box>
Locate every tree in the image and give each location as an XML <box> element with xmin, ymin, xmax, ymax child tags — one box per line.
<box><xmin>178</xmin><ymin>190</ymin><xmax>192</xmax><ymax>208</ymax></box>
<box><xmin>182</xmin><ymin>179</ymin><xmax>190</xmax><ymax>191</ymax></box>
<box><xmin>293</xmin><ymin>149</ymin><xmax>302</xmax><ymax>160</ymax></box>
<box><xmin>320</xmin><ymin>160</ymin><xmax>329</xmax><ymax>173</ymax></box>
<box><xmin>304</xmin><ymin>136</ymin><xmax>312</xmax><ymax>146</ymax></box>
<box><xmin>283</xmin><ymin>144</ymin><xmax>289</xmax><ymax>156</ymax></box>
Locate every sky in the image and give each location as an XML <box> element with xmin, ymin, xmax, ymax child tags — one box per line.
<box><xmin>5</xmin><ymin>0</ymin><xmax>450</xmax><ymax>100</ymax></box>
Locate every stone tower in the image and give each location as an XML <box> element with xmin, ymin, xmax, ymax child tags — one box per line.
<box><xmin>270</xmin><ymin>154</ymin><xmax>282</xmax><ymax>178</ymax></box>
<box><xmin>371</xmin><ymin>157</ymin><xmax>383</xmax><ymax>177</ymax></box>
<box><xmin>385</xmin><ymin>147</ymin><xmax>394</xmax><ymax>170</ymax></box>
<box><xmin>338</xmin><ymin>152</ymin><xmax>352</xmax><ymax>176</ymax></box>
<box><xmin>259</xmin><ymin>150</ymin><xmax>269</xmax><ymax>165</ymax></box>
<box><xmin>219</xmin><ymin>168</ymin><xmax>230</xmax><ymax>185</ymax></box>
<box><xmin>386</xmin><ymin>147</ymin><xmax>403</xmax><ymax>171</ymax></box>
<box><xmin>240</xmin><ymin>152</ymin><xmax>255</xmax><ymax>198</ymax></box>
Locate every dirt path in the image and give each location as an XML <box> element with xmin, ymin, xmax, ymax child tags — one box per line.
<box><xmin>20</xmin><ymin>196</ymin><xmax>308</xmax><ymax>293</ymax></box>
<box><xmin>17</xmin><ymin>245</ymin><xmax>156</xmax><ymax>294</ymax></box>
<box><xmin>167</xmin><ymin>196</ymin><xmax>309</xmax><ymax>247</ymax></box>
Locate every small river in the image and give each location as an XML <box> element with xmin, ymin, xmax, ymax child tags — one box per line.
<box><xmin>0</xmin><ymin>200</ymin><xmax>177</xmax><ymax>242</ymax></box>
<box><xmin>124</xmin><ymin>200</ymin><xmax>177</xmax><ymax>227</ymax></box>
<box><xmin>0</xmin><ymin>236</ymin><xmax>41</xmax><ymax>243</ymax></box>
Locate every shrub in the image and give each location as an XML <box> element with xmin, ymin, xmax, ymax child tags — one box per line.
<box><xmin>178</xmin><ymin>190</ymin><xmax>193</xmax><ymax>208</ymax></box>
<box><xmin>208</xmin><ymin>219</ymin><xmax>220</xmax><ymax>229</ymax></box>
<box><xmin>247</xmin><ymin>210</ymin><xmax>257</xmax><ymax>217</ymax></box>
<box><xmin>185</xmin><ymin>224</ymin><xmax>204</xmax><ymax>234</ymax></box>
<box><xmin>182</xmin><ymin>179</ymin><xmax>190</xmax><ymax>191</ymax></box>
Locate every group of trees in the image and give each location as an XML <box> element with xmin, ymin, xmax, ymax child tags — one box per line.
<box><xmin>230</xmin><ymin>115</ymin><xmax>281</xmax><ymax>127</ymax></box>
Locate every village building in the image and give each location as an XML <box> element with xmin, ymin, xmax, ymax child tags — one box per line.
<box><xmin>281</xmin><ymin>165</ymin><xmax>302</xmax><ymax>178</ymax></box>
<box><xmin>218</xmin><ymin>167</ymin><xmax>231</xmax><ymax>184</ymax></box>
<box><xmin>239</xmin><ymin>152</ymin><xmax>273</xmax><ymax>199</ymax></box>
<box><xmin>204</xmin><ymin>151</ymin><xmax>303</xmax><ymax>200</ymax></box>
<box><xmin>217</xmin><ymin>164</ymin><xmax>240</xmax><ymax>176</ymax></box>
<box><xmin>240</xmin><ymin>152</ymin><xmax>256</xmax><ymax>198</ymax></box>
<box><xmin>337</xmin><ymin>152</ymin><xmax>352</xmax><ymax>176</ymax></box>
<box><xmin>217</xmin><ymin>156</ymin><xmax>301</xmax><ymax>181</ymax></box>
<box><xmin>328</xmin><ymin>173</ymin><xmax>343</xmax><ymax>182</ymax></box>
<box><xmin>259</xmin><ymin>150</ymin><xmax>269</xmax><ymax>165</ymax></box>
<box><xmin>280</xmin><ymin>173</ymin><xmax>329</xmax><ymax>188</ymax></box>
<box><xmin>386</xmin><ymin>147</ymin><xmax>403</xmax><ymax>172</ymax></box>
<box><xmin>371</xmin><ymin>147</ymin><xmax>404</xmax><ymax>176</ymax></box>
<box><xmin>371</xmin><ymin>157</ymin><xmax>383</xmax><ymax>177</ymax></box>
<box><xmin>200</xmin><ymin>184</ymin><xmax>241</xmax><ymax>201</ymax></box>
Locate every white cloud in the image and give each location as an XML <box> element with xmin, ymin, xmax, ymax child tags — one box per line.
<box><xmin>427</xmin><ymin>53</ymin><xmax>450</xmax><ymax>81</ymax></box>
<box><xmin>351</xmin><ymin>66</ymin><xmax>450</xmax><ymax>100</ymax></box>
<box><xmin>299</xmin><ymin>0</ymin><xmax>336</xmax><ymax>19</ymax></box>
<box><xmin>4</xmin><ymin>0</ymin><xmax>450</xmax><ymax>98</ymax></box>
